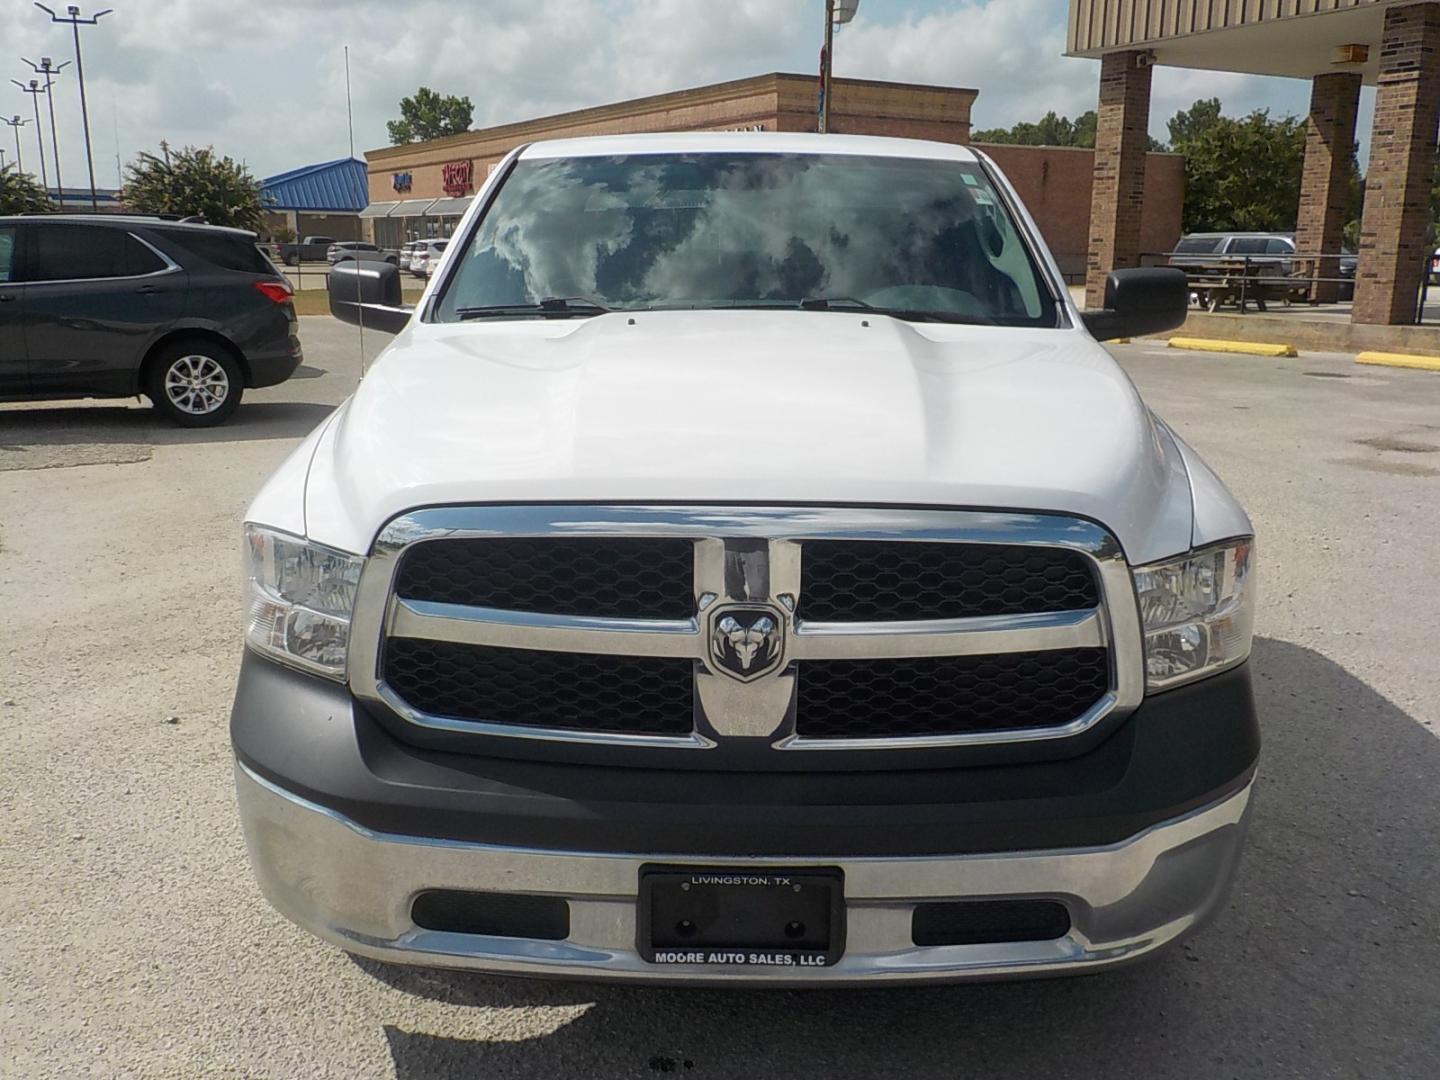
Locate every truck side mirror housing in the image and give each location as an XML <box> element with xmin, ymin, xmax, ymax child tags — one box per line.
<box><xmin>328</xmin><ymin>261</ymin><xmax>412</xmax><ymax>335</ymax></box>
<box><xmin>1081</xmin><ymin>267</ymin><xmax>1189</xmax><ymax>342</ymax></box>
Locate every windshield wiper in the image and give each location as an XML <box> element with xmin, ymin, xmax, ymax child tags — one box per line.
<box><xmin>883</xmin><ymin>309</ymin><xmax>996</xmax><ymax>326</ymax></box>
<box><xmin>799</xmin><ymin>295</ymin><xmax>874</xmax><ymax>311</ymax></box>
<box><xmin>797</xmin><ymin>296</ymin><xmax>994</xmax><ymax>324</ymax></box>
<box><xmin>455</xmin><ymin>296</ymin><xmax>611</xmax><ymax>320</ymax></box>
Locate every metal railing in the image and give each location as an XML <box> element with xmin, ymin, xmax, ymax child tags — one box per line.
<box><xmin>1140</xmin><ymin>251</ymin><xmax>1356</xmax><ymax>315</ymax></box>
<box><xmin>1142</xmin><ymin>249</ymin><xmax>1440</xmax><ymax>325</ymax></box>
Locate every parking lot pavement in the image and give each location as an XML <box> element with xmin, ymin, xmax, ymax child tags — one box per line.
<box><xmin>2</xmin><ymin>318</ymin><xmax>1438</xmax><ymax>1079</ymax></box>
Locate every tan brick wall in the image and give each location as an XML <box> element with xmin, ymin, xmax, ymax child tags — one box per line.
<box><xmin>365</xmin><ymin>74</ymin><xmax>977</xmax><ymax>204</ymax></box>
<box><xmin>1085</xmin><ymin>51</ymin><xmax>1155</xmax><ymax>306</ymax></box>
<box><xmin>1353</xmin><ymin>2</ymin><xmax>1440</xmax><ymax>324</ymax></box>
<box><xmin>1295</xmin><ymin>72</ymin><xmax>1362</xmax><ymax>302</ymax></box>
<box><xmin>982</xmin><ymin>144</ymin><xmax>1183</xmax><ymax>281</ymax></box>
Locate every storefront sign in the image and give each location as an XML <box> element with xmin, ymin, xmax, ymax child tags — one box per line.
<box><xmin>441</xmin><ymin>159</ymin><xmax>474</xmax><ymax>197</ymax></box>
<box><xmin>392</xmin><ymin>171</ymin><xmax>413</xmax><ymax>193</ymax></box>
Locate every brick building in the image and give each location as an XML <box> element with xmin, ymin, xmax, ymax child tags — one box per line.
<box><xmin>1069</xmin><ymin>0</ymin><xmax>1440</xmax><ymax>325</ymax></box>
<box><xmin>362</xmin><ymin>72</ymin><xmax>1184</xmax><ymax>281</ymax></box>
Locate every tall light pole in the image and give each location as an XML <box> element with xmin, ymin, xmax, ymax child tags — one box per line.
<box><xmin>818</xmin><ymin>0</ymin><xmax>860</xmax><ymax>134</ymax></box>
<box><xmin>36</xmin><ymin>5</ymin><xmax>112</xmax><ymax>211</ymax></box>
<box><xmin>344</xmin><ymin>45</ymin><xmax>355</xmax><ymax>159</ymax></box>
<box><xmin>11</xmin><ymin>79</ymin><xmax>49</xmax><ymax>191</ymax></box>
<box><xmin>21</xmin><ymin>57</ymin><xmax>69</xmax><ymax>206</ymax></box>
<box><xmin>2</xmin><ymin>115</ymin><xmax>29</xmax><ymax>173</ymax></box>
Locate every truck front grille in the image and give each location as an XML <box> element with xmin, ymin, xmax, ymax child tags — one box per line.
<box><xmin>796</xmin><ymin>648</ymin><xmax>1111</xmax><ymax>740</ymax></box>
<box><xmin>384</xmin><ymin>639</ymin><xmax>694</xmax><ymax>736</ymax></box>
<box><xmin>395</xmin><ymin>537</ymin><xmax>695</xmax><ymax>619</ymax></box>
<box><xmin>353</xmin><ymin>507</ymin><xmax>1141</xmax><ymax>752</ymax></box>
<box><xmin>799</xmin><ymin>541</ymin><xmax>1099</xmax><ymax>622</ymax></box>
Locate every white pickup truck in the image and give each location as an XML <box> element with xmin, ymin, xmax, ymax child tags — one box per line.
<box><xmin>231</xmin><ymin>132</ymin><xmax>1258</xmax><ymax>985</ymax></box>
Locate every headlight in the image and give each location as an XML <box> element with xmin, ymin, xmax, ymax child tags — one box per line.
<box><xmin>1133</xmin><ymin>539</ymin><xmax>1255</xmax><ymax>691</ymax></box>
<box><xmin>245</xmin><ymin>524</ymin><xmax>364</xmax><ymax>681</ymax></box>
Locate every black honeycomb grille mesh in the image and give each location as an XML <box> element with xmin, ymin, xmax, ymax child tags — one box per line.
<box><xmin>383</xmin><ymin>639</ymin><xmax>694</xmax><ymax>735</ymax></box>
<box><xmin>394</xmin><ymin>537</ymin><xmax>695</xmax><ymax>619</ymax></box>
<box><xmin>799</xmin><ymin>541</ymin><xmax>1098</xmax><ymax>622</ymax></box>
<box><xmin>796</xmin><ymin>648</ymin><xmax>1109</xmax><ymax>739</ymax></box>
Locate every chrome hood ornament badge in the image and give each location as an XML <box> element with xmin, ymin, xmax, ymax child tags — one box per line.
<box><xmin>708</xmin><ymin>604</ymin><xmax>785</xmax><ymax>682</ymax></box>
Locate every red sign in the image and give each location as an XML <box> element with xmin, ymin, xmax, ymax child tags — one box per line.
<box><xmin>441</xmin><ymin>159</ymin><xmax>474</xmax><ymax>197</ymax></box>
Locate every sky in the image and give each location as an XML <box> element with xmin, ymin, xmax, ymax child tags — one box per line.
<box><xmin>0</xmin><ymin>0</ymin><xmax>1372</xmax><ymax>188</ymax></box>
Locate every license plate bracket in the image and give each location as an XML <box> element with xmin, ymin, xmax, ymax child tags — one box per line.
<box><xmin>638</xmin><ymin>866</ymin><xmax>845</xmax><ymax>969</ymax></box>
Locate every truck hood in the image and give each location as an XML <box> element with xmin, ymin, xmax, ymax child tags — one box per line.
<box><xmin>302</xmin><ymin>310</ymin><xmax>1194</xmax><ymax>563</ymax></box>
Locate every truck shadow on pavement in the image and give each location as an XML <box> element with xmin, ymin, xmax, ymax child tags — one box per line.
<box><xmin>367</xmin><ymin>637</ymin><xmax>1440</xmax><ymax>1080</ymax></box>
<box><xmin>0</xmin><ymin>399</ymin><xmax>336</xmax><ymax>471</ymax></box>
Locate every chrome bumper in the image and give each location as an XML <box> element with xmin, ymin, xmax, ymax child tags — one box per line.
<box><xmin>235</xmin><ymin>761</ymin><xmax>1253</xmax><ymax>986</ymax></box>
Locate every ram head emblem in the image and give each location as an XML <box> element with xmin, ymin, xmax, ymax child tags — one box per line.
<box><xmin>708</xmin><ymin>605</ymin><xmax>785</xmax><ymax>682</ymax></box>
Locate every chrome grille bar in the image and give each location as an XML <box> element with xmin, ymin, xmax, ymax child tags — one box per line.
<box><xmin>389</xmin><ymin>598</ymin><xmax>1104</xmax><ymax>662</ymax></box>
<box><xmin>790</xmin><ymin>609</ymin><xmax>1105</xmax><ymax>660</ymax></box>
<box><xmin>390</xmin><ymin>599</ymin><xmax>701</xmax><ymax>658</ymax></box>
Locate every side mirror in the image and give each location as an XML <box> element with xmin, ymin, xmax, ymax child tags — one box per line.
<box><xmin>1081</xmin><ymin>267</ymin><xmax>1189</xmax><ymax>342</ymax></box>
<box><xmin>328</xmin><ymin>261</ymin><xmax>412</xmax><ymax>334</ymax></box>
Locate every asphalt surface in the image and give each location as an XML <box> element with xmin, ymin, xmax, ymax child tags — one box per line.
<box><xmin>2</xmin><ymin>319</ymin><xmax>1438</xmax><ymax>1079</ymax></box>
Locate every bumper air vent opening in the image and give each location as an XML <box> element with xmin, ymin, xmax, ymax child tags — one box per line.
<box><xmin>911</xmin><ymin>899</ymin><xmax>1072</xmax><ymax>947</ymax></box>
<box><xmin>411</xmin><ymin>890</ymin><xmax>571</xmax><ymax>941</ymax></box>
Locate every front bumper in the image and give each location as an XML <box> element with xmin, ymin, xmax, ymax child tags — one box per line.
<box><xmin>236</xmin><ymin>759</ymin><xmax>1252</xmax><ymax>986</ymax></box>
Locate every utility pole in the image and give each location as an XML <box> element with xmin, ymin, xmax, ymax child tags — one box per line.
<box><xmin>21</xmin><ymin>57</ymin><xmax>69</xmax><ymax>207</ymax></box>
<box><xmin>344</xmin><ymin>45</ymin><xmax>355</xmax><ymax>159</ymax></box>
<box><xmin>2</xmin><ymin>115</ymin><xmax>28</xmax><ymax>173</ymax></box>
<box><xmin>36</xmin><ymin>5</ymin><xmax>112</xmax><ymax>211</ymax></box>
<box><xmin>818</xmin><ymin>0</ymin><xmax>860</xmax><ymax>135</ymax></box>
<box><xmin>12</xmin><ymin>76</ymin><xmax>51</xmax><ymax>194</ymax></box>
<box><xmin>820</xmin><ymin>0</ymin><xmax>834</xmax><ymax>134</ymax></box>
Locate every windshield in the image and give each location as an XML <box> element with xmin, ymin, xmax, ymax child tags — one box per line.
<box><xmin>433</xmin><ymin>152</ymin><xmax>1058</xmax><ymax>326</ymax></box>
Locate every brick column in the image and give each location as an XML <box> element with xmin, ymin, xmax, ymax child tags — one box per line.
<box><xmin>1353</xmin><ymin>3</ymin><xmax>1440</xmax><ymax>325</ymax></box>
<box><xmin>1295</xmin><ymin>72</ymin><xmax>1361</xmax><ymax>303</ymax></box>
<box><xmin>1085</xmin><ymin>51</ymin><xmax>1153</xmax><ymax>309</ymax></box>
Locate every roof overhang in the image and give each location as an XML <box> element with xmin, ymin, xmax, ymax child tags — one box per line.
<box><xmin>1068</xmin><ymin>3</ymin><xmax>1394</xmax><ymax>83</ymax></box>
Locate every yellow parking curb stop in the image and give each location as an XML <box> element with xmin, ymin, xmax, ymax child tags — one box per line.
<box><xmin>1168</xmin><ymin>337</ymin><xmax>1297</xmax><ymax>358</ymax></box>
<box><xmin>1355</xmin><ymin>351</ymin><xmax>1440</xmax><ymax>372</ymax></box>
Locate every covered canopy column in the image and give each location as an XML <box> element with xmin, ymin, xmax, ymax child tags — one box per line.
<box><xmin>1085</xmin><ymin>51</ymin><xmax>1154</xmax><ymax>309</ymax></box>
<box><xmin>1353</xmin><ymin>2</ymin><xmax>1440</xmax><ymax>325</ymax></box>
<box><xmin>1295</xmin><ymin>72</ymin><xmax>1363</xmax><ymax>303</ymax></box>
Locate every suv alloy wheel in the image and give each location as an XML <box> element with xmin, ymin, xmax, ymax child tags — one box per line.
<box><xmin>146</xmin><ymin>340</ymin><xmax>244</xmax><ymax>427</ymax></box>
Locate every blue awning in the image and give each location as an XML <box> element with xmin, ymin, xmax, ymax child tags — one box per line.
<box><xmin>261</xmin><ymin>158</ymin><xmax>370</xmax><ymax>213</ymax></box>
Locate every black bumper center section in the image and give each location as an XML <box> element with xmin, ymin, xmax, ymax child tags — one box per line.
<box><xmin>231</xmin><ymin>652</ymin><xmax>1259</xmax><ymax>858</ymax></box>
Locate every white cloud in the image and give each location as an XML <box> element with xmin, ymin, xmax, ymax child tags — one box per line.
<box><xmin>0</xmin><ymin>0</ymin><xmax>1340</xmax><ymax>191</ymax></box>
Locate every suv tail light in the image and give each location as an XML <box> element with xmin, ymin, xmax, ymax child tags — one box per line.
<box><xmin>254</xmin><ymin>280</ymin><xmax>294</xmax><ymax>305</ymax></box>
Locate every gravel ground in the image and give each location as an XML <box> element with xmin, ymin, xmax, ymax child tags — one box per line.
<box><xmin>2</xmin><ymin>318</ymin><xmax>1437</xmax><ymax>1079</ymax></box>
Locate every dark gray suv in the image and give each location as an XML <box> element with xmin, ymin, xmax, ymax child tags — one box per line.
<box><xmin>0</xmin><ymin>215</ymin><xmax>302</xmax><ymax>427</ymax></box>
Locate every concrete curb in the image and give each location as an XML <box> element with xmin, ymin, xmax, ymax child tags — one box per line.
<box><xmin>1355</xmin><ymin>351</ymin><xmax>1440</xmax><ymax>373</ymax></box>
<box><xmin>1168</xmin><ymin>337</ymin><xmax>1298</xmax><ymax>358</ymax></box>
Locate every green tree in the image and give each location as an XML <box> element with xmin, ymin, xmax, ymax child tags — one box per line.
<box><xmin>387</xmin><ymin>87</ymin><xmax>474</xmax><ymax>145</ymax></box>
<box><xmin>0</xmin><ymin>164</ymin><xmax>54</xmax><ymax>213</ymax></box>
<box><xmin>1168</xmin><ymin>104</ymin><xmax>1306</xmax><ymax>232</ymax></box>
<box><xmin>973</xmin><ymin>109</ymin><xmax>1164</xmax><ymax>151</ymax></box>
<box><xmin>123</xmin><ymin>143</ymin><xmax>265</xmax><ymax>230</ymax></box>
<box><xmin>1166</xmin><ymin>98</ymin><xmax>1223</xmax><ymax>150</ymax></box>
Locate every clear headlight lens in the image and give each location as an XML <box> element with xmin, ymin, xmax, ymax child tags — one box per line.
<box><xmin>1133</xmin><ymin>539</ymin><xmax>1255</xmax><ymax>691</ymax></box>
<box><xmin>245</xmin><ymin>524</ymin><xmax>364</xmax><ymax>681</ymax></box>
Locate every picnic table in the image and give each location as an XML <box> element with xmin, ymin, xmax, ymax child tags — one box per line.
<box><xmin>1173</xmin><ymin>258</ymin><xmax>1309</xmax><ymax>313</ymax></box>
